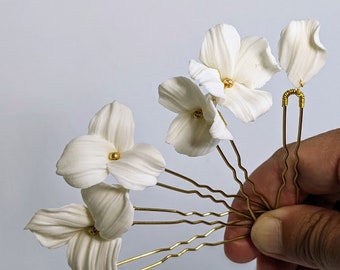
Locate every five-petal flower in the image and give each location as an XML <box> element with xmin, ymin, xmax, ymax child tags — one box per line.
<box><xmin>278</xmin><ymin>19</ymin><xmax>327</xmax><ymax>87</ymax></box>
<box><xmin>25</xmin><ymin>204</ymin><xmax>122</xmax><ymax>270</ymax></box>
<box><xmin>189</xmin><ymin>24</ymin><xmax>280</xmax><ymax>122</ymax></box>
<box><xmin>56</xmin><ymin>101</ymin><xmax>166</xmax><ymax>190</ymax></box>
<box><xmin>159</xmin><ymin>76</ymin><xmax>233</xmax><ymax>156</ymax></box>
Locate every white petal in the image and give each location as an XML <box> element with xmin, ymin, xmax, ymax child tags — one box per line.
<box><xmin>88</xmin><ymin>101</ymin><xmax>135</xmax><ymax>152</ymax></box>
<box><xmin>279</xmin><ymin>20</ymin><xmax>327</xmax><ymax>87</ymax></box>
<box><xmin>56</xmin><ymin>135</ymin><xmax>112</xmax><ymax>188</ymax></box>
<box><xmin>189</xmin><ymin>60</ymin><xmax>225</xmax><ymax>98</ymax></box>
<box><xmin>234</xmin><ymin>36</ymin><xmax>280</xmax><ymax>88</ymax></box>
<box><xmin>81</xmin><ymin>183</ymin><xmax>134</xmax><ymax>240</ymax></box>
<box><xmin>108</xmin><ymin>144</ymin><xmax>165</xmax><ymax>190</ymax></box>
<box><xmin>67</xmin><ymin>231</ymin><xmax>121</xmax><ymax>270</ymax></box>
<box><xmin>217</xmin><ymin>83</ymin><xmax>272</xmax><ymax>122</ymax></box>
<box><xmin>200</xmin><ymin>24</ymin><xmax>240</xmax><ymax>78</ymax></box>
<box><xmin>209</xmin><ymin>110</ymin><xmax>233</xmax><ymax>140</ymax></box>
<box><xmin>25</xmin><ymin>204</ymin><xmax>93</xmax><ymax>248</ymax></box>
<box><xmin>166</xmin><ymin>113</ymin><xmax>219</xmax><ymax>156</ymax></box>
<box><xmin>158</xmin><ymin>76</ymin><xmax>206</xmax><ymax>113</ymax></box>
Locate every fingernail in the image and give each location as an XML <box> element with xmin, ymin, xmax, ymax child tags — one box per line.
<box><xmin>251</xmin><ymin>216</ymin><xmax>283</xmax><ymax>255</ymax></box>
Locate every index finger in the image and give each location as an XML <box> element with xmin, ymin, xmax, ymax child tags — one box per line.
<box><xmin>224</xmin><ymin>128</ymin><xmax>340</xmax><ymax>263</ymax></box>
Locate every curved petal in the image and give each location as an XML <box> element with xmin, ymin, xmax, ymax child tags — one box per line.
<box><xmin>200</xmin><ymin>24</ymin><xmax>240</xmax><ymax>78</ymax></box>
<box><xmin>88</xmin><ymin>101</ymin><xmax>135</xmax><ymax>152</ymax></box>
<box><xmin>166</xmin><ymin>113</ymin><xmax>219</xmax><ymax>156</ymax></box>
<box><xmin>158</xmin><ymin>76</ymin><xmax>206</xmax><ymax>113</ymax></box>
<box><xmin>25</xmin><ymin>204</ymin><xmax>93</xmax><ymax>248</ymax></box>
<box><xmin>81</xmin><ymin>183</ymin><xmax>134</xmax><ymax>240</ymax></box>
<box><xmin>56</xmin><ymin>135</ymin><xmax>113</xmax><ymax>188</ymax></box>
<box><xmin>217</xmin><ymin>83</ymin><xmax>272</xmax><ymax>122</ymax></box>
<box><xmin>67</xmin><ymin>231</ymin><xmax>121</xmax><ymax>270</ymax></box>
<box><xmin>108</xmin><ymin>144</ymin><xmax>165</xmax><ymax>190</ymax></box>
<box><xmin>189</xmin><ymin>60</ymin><xmax>225</xmax><ymax>98</ymax></box>
<box><xmin>201</xmin><ymin>96</ymin><xmax>233</xmax><ymax>140</ymax></box>
<box><xmin>234</xmin><ymin>36</ymin><xmax>280</xmax><ymax>88</ymax></box>
<box><xmin>279</xmin><ymin>20</ymin><xmax>327</xmax><ymax>87</ymax></box>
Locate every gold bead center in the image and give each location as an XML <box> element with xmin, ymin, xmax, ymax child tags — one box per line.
<box><xmin>108</xmin><ymin>152</ymin><xmax>121</xmax><ymax>160</ymax></box>
<box><xmin>192</xmin><ymin>109</ymin><xmax>203</xmax><ymax>119</ymax></box>
<box><xmin>222</xmin><ymin>78</ymin><xmax>234</xmax><ymax>88</ymax></box>
<box><xmin>88</xmin><ymin>226</ymin><xmax>99</xmax><ymax>236</ymax></box>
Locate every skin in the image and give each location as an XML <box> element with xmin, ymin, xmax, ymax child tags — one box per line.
<box><xmin>224</xmin><ymin>129</ymin><xmax>340</xmax><ymax>270</ymax></box>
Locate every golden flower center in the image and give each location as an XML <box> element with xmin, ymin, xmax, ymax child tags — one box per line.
<box><xmin>88</xmin><ymin>226</ymin><xmax>99</xmax><ymax>237</ymax></box>
<box><xmin>222</xmin><ymin>78</ymin><xmax>234</xmax><ymax>88</ymax></box>
<box><xmin>192</xmin><ymin>109</ymin><xmax>203</xmax><ymax>119</ymax></box>
<box><xmin>108</xmin><ymin>151</ymin><xmax>121</xmax><ymax>160</ymax></box>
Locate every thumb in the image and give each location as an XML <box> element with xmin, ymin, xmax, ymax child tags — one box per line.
<box><xmin>251</xmin><ymin>204</ymin><xmax>340</xmax><ymax>270</ymax></box>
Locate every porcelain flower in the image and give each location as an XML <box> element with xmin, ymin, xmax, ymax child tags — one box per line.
<box><xmin>189</xmin><ymin>24</ymin><xmax>280</xmax><ymax>122</ymax></box>
<box><xmin>279</xmin><ymin>19</ymin><xmax>327</xmax><ymax>87</ymax></box>
<box><xmin>56</xmin><ymin>101</ymin><xmax>166</xmax><ymax>190</ymax></box>
<box><xmin>25</xmin><ymin>204</ymin><xmax>122</xmax><ymax>270</ymax></box>
<box><xmin>159</xmin><ymin>76</ymin><xmax>233</xmax><ymax>156</ymax></box>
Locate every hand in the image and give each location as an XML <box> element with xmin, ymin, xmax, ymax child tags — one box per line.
<box><xmin>224</xmin><ymin>129</ymin><xmax>340</xmax><ymax>270</ymax></box>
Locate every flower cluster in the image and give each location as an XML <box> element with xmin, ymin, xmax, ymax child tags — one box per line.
<box><xmin>26</xmin><ymin>101</ymin><xmax>165</xmax><ymax>270</ymax></box>
<box><xmin>26</xmin><ymin>19</ymin><xmax>326</xmax><ymax>270</ymax></box>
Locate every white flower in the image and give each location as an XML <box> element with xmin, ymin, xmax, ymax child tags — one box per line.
<box><xmin>189</xmin><ymin>24</ymin><xmax>280</xmax><ymax>122</ymax></box>
<box><xmin>159</xmin><ymin>76</ymin><xmax>233</xmax><ymax>157</ymax></box>
<box><xmin>279</xmin><ymin>19</ymin><xmax>327</xmax><ymax>87</ymax></box>
<box><xmin>56</xmin><ymin>101</ymin><xmax>166</xmax><ymax>190</ymax></box>
<box><xmin>25</xmin><ymin>204</ymin><xmax>122</xmax><ymax>270</ymax></box>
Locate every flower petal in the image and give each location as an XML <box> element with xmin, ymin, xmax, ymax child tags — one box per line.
<box><xmin>158</xmin><ymin>76</ymin><xmax>207</xmax><ymax>113</ymax></box>
<box><xmin>279</xmin><ymin>19</ymin><xmax>327</xmax><ymax>87</ymax></box>
<box><xmin>25</xmin><ymin>204</ymin><xmax>93</xmax><ymax>248</ymax></box>
<box><xmin>88</xmin><ymin>101</ymin><xmax>135</xmax><ymax>152</ymax></box>
<box><xmin>56</xmin><ymin>135</ymin><xmax>113</xmax><ymax>188</ymax></box>
<box><xmin>67</xmin><ymin>231</ymin><xmax>121</xmax><ymax>270</ymax></box>
<box><xmin>217</xmin><ymin>83</ymin><xmax>272</xmax><ymax>122</ymax></box>
<box><xmin>108</xmin><ymin>144</ymin><xmax>165</xmax><ymax>190</ymax></box>
<box><xmin>234</xmin><ymin>36</ymin><xmax>280</xmax><ymax>88</ymax></box>
<box><xmin>166</xmin><ymin>113</ymin><xmax>220</xmax><ymax>156</ymax></box>
<box><xmin>81</xmin><ymin>183</ymin><xmax>134</xmax><ymax>240</ymax></box>
<box><xmin>199</xmin><ymin>24</ymin><xmax>240</xmax><ymax>78</ymax></box>
<box><xmin>189</xmin><ymin>60</ymin><xmax>225</xmax><ymax>98</ymax></box>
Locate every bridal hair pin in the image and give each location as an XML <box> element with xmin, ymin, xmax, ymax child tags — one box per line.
<box><xmin>25</xmin><ymin>19</ymin><xmax>327</xmax><ymax>270</ymax></box>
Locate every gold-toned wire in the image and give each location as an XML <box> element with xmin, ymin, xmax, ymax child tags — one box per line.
<box><xmin>229</xmin><ymin>140</ymin><xmax>272</xmax><ymax>210</ymax></box>
<box><xmin>275</xmin><ymin>87</ymin><xmax>305</xmax><ymax>208</ymax></box>
<box><xmin>156</xmin><ymin>182</ymin><xmax>252</xmax><ymax>220</ymax></box>
<box><xmin>164</xmin><ymin>168</ymin><xmax>265</xmax><ymax>209</ymax></box>
<box><xmin>134</xmin><ymin>206</ymin><xmax>229</xmax><ymax>218</ymax></box>
<box><xmin>216</xmin><ymin>145</ymin><xmax>257</xmax><ymax>221</ymax></box>
<box><xmin>117</xmin><ymin>225</ymin><xmax>246</xmax><ymax>269</ymax></box>
<box><xmin>140</xmin><ymin>235</ymin><xmax>247</xmax><ymax>270</ymax></box>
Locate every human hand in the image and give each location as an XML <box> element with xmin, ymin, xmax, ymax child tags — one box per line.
<box><xmin>224</xmin><ymin>129</ymin><xmax>340</xmax><ymax>270</ymax></box>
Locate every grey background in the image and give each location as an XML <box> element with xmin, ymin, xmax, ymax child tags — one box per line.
<box><xmin>1</xmin><ymin>0</ymin><xmax>339</xmax><ymax>269</ymax></box>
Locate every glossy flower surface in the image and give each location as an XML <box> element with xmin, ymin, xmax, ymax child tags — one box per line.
<box><xmin>190</xmin><ymin>24</ymin><xmax>280</xmax><ymax>122</ymax></box>
<box><xmin>159</xmin><ymin>76</ymin><xmax>233</xmax><ymax>156</ymax></box>
<box><xmin>56</xmin><ymin>101</ymin><xmax>165</xmax><ymax>190</ymax></box>
<box><xmin>25</xmin><ymin>204</ymin><xmax>122</xmax><ymax>270</ymax></box>
<box><xmin>279</xmin><ymin>19</ymin><xmax>327</xmax><ymax>87</ymax></box>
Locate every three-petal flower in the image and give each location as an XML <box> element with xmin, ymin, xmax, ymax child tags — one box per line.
<box><xmin>159</xmin><ymin>76</ymin><xmax>233</xmax><ymax>156</ymax></box>
<box><xmin>25</xmin><ymin>204</ymin><xmax>122</xmax><ymax>270</ymax></box>
<box><xmin>56</xmin><ymin>101</ymin><xmax>166</xmax><ymax>190</ymax></box>
<box><xmin>278</xmin><ymin>19</ymin><xmax>327</xmax><ymax>87</ymax></box>
<box><xmin>189</xmin><ymin>24</ymin><xmax>280</xmax><ymax>122</ymax></box>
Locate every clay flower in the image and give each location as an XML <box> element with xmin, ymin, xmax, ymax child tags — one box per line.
<box><xmin>25</xmin><ymin>204</ymin><xmax>122</xmax><ymax>270</ymax></box>
<box><xmin>159</xmin><ymin>76</ymin><xmax>233</xmax><ymax>156</ymax></box>
<box><xmin>56</xmin><ymin>101</ymin><xmax>166</xmax><ymax>190</ymax></box>
<box><xmin>279</xmin><ymin>19</ymin><xmax>327</xmax><ymax>87</ymax></box>
<box><xmin>189</xmin><ymin>24</ymin><xmax>280</xmax><ymax>122</ymax></box>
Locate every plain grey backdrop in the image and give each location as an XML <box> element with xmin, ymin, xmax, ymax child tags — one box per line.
<box><xmin>1</xmin><ymin>0</ymin><xmax>339</xmax><ymax>269</ymax></box>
